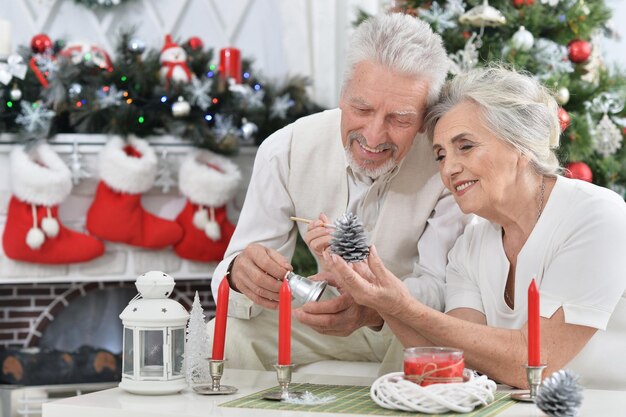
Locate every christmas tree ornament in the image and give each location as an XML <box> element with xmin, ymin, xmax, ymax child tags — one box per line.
<box><xmin>557</xmin><ymin>107</ymin><xmax>570</xmax><ymax>131</ymax></box>
<box><xmin>9</xmin><ymin>84</ymin><xmax>22</xmax><ymax>101</ymax></box>
<box><xmin>240</xmin><ymin>119</ymin><xmax>258</xmax><ymax>144</ymax></box>
<box><xmin>171</xmin><ymin>96</ymin><xmax>191</xmax><ymax>118</ymax></box>
<box><xmin>417</xmin><ymin>1</ymin><xmax>463</xmax><ymax>33</ymax></box>
<box><xmin>459</xmin><ymin>0</ymin><xmax>506</xmax><ymax>28</ymax></box>
<box><xmin>512</xmin><ymin>26</ymin><xmax>534</xmax><ymax>51</ymax></box>
<box><xmin>556</xmin><ymin>87</ymin><xmax>570</xmax><ymax>105</ymax></box>
<box><xmin>229</xmin><ymin>81</ymin><xmax>265</xmax><ymax>109</ymax></box>
<box><xmin>185</xmin><ymin>291</ymin><xmax>210</xmax><ymax>385</ymax></box>
<box><xmin>66</xmin><ymin>140</ymin><xmax>91</xmax><ymax>185</ymax></box>
<box><xmin>533</xmin><ymin>39</ymin><xmax>574</xmax><ymax>80</ymax></box>
<box><xmin>86</xmin><ymin>137</ymin><xmax>183</xmax><ymax>249</ymax></box>
<box><xmin>565</xmin><ymin>161</ymin><xmax>592</xmax><ymax>182</ymax></box>
<box><xmin>31</xmin><ymin>34</ymin><xmax>53</xmax><ymax>54</ymax></box>
<box><xmin>127</xmin><ymin>38</ymin><xmax>146</xmax><ymax>55</ymax></box>
<box><xmin>68</xmin><ymin>83</ymin><xmax>82</xmax><ymax>99</ymax></box>
<box><xmin>330</xmin><ymin>212</ymin><xmax>369</xmax><ymax>263</ymax></box>
<box><xmin>119</xmin><ymin>271</ymin><xmax>189</xmax><ymax>395</ymax></box>
<box><xmin>59</xmin><ymin>42</ymin><xmax>113</xmax><ymax>71</ymax></box>
<box><xmin>2</xmin><ymin>144</ymin><xmax>104</xmax><ymax>263</ymax></box>
<box><xmin>184</xmin><ymin>77</ymin><xmax>212</xmax><ymax>110</ymax></box>
<box><xmin>174</xmin><ymin>150</ymin><xmax>241</xmax><ymax>262</ymax></box>
<box><xmin>212</xmin><ymin>114</ymin><xmax>239</xmax><ymax>144</ymax></box>
<box><xmin>284</xmin><ymin>271</ymin><xmax>327</xmax><ymax>304</ymax></box>
<box><xmin>567</xmin><ymin>39</ymin><xmax>591</xmax><ymax>63</ymax></box>
<box><xmin>593</xmin><ymin>114</ymin><xmax>623</xmax><ymax>157</ymax></box>
<box><xmin>513</xmin><ymin>0</ymin><xmax>534</xmax><ymax>7</ymax></box>
<box><xmin>270</xmin><ymin>93</ymin><xmax>295</xmax><ymax>119</ymax></box>
<box><xmin>97</xmin><ymin>85</ymin><xmax>124</xmax><ymax>108</ymax></box>
<box><xmin>0</xmin><ymin>54</ymin><xmax>28</xmax><ymax>85</ymax></box>
<box><xmin>154</xmin><ymin>148</ymin><xmax>176</xmax><ymax>193</ymax></box>
<box><xmin>540</xmin><ymin>0</ymin><xmax>559</xmax><ymax>5</ymax></box>
<box><xmin>536</xmin><ymin>369</ymin><xmax>583</xmax><ymax>417</ymax></box>
<box><xmin>159</xmin><ymin>35</ymin><xmax>193</xmax><ymax>87</ymax></box>
<box><xmin>186</xmin><ymin>37</ymin><xmax>204</xmax><ymax>51</ymax></box>
<box><xmin>15</xmin><ymin>101</ymin><xmax>55</xmax><ymax>135</ymax></box>
<box><xmin>449</xmin><ymin>33</ymin><xmax>480</xmax><ymax>75</ymax></box>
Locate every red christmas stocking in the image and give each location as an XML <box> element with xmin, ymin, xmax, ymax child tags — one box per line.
<box><xmin>86</xmin><ymin>137</ymin><xmax>183</xmax><ymax>249</ymax></box>
<box><xmin>174</xmin><ymin>150</ymin><xmax>241</xmax><ymax>261</ymax></box>
<box><xmin>2</xmin><ymin>144</ymin><xmax>104</xmax><ymax>264</ymax></box>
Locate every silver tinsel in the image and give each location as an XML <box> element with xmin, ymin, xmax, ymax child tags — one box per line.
<box><xmin>330</xmin><ymin>212</ymin><xmax>369</xmax><ymax>263</ymax></box>
<box><xmin>536</xmin><ymin>370</ymin><xmax>583</xmax><ymax>417</ymax></box>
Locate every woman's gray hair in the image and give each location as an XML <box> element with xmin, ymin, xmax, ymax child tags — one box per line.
<box><xmin>424</xmin><ymin>65</ymin><xmax>562</xmax><ymax>176</ymax></box>
<box><xmin>343</xmin><ymin>13</ymin><xmax>449</xmax><ymax>107</ymax></box>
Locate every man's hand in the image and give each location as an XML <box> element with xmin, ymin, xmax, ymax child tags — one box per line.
<box><xmin>229</xmin><ymin>243</ymin><xmax>292</xmax><ymax>310</ymax></box>
<box><xmin>303</xmin><ymin>213</ymin><xmax>334</xmax><ymax>270</ymax></box>
<box><xmin>293</xmin><ymin>292</ymin><xmax>384</xmax><ymax>336</ymax></box>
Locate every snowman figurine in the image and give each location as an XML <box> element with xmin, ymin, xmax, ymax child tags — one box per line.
<box><xmin>159</xmin><ymin>35</ymin><xmax>193</xmax><ymax>87</ymax></box>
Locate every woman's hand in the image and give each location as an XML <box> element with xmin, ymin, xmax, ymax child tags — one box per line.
<box><xmin>323</xmin><ymin>245</ymin><xmax>411</xmax><ymax>316</ymax></box>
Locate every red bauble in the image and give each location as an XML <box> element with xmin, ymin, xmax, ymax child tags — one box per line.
<box><xmin>558</xmin><ymin>107</ymin><xmax>570</xmax><ymax>132</ymax></box>
<box><xmin>565</xmin><ymin>162</ymin><xmax>592</xmax><ymax>183</ymax></box>
<box><xmin>513</xmin><ymin>0</ymin><xmax>534</xmax><ymax>7</ymax></box>
<box><xmin>187</xmin><ymin>37</ymin><xmax>204</xmax><ymax>50</ymax></box>
<box><xmin>31</xmin><ymin>34</ymin><xmax>53</xmax><ymax>54</ymax></box>
<box><xmin>568</xmin><ymin>39</ymin><xmax>591</xmax><ymax>63</ymax></box>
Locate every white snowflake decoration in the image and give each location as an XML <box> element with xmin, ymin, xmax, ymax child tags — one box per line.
<box><xmin>229</xmin><ymin>81</ymin><xmax>265</xmax><ymax>109</ymax></box>
<box><xmin>15</xmin><ymin>101</ymin><xmax>55</xmax><ymax>134</ymax></box>
<box><xmin>533</xmin><ymin>38</ymin><xmax>574</xmax><ymax>80</ymax></box>
<box><xmin>593</xmin><ymin>114</ymin><xmax>623</xmax><ymax>157</ymax></box>
<box><xmin>418</xmin><ymin>1</ymin><xmax>465</xmax><ymax>33</ymax></box>
<box><xmin>540</xmin><ymin>0</ymin><xmax>560</xmax><ymax>6</ymax></box>
<box><xmin>213</xmin><ymin>114</ymin><xmax>239</xmax><ymax>143</ymax></box>
<box><xmin>34</xmin><ymin>52</ymin><xmax>59</xmax><ymax>76</ymax></box>
<box><xmin>449</xmin><ymin>33</ymin><xmax>480</xmax><ymax>75</ymax></box>
<box><xmin>154</xmin><ymin>149</ymin><xmax>176</xmax><ymax>193</ymax></box>
<box><xmin>97</xmin><ymin>85</ymin><xmax>124</xmax><ymax>108</ymax></box>
<box><xmin>185</xmin><ymin>77</ymin><xmax>213</xmax><ymax>111</ymax></box>
<box><xmin>66</xmin><ymin>140</ymin><xmax>91</xmax><ymax>185</ymax></box>
<box><xmin>270</xmin><ymin>93</ymin><xmax>294</xmax><ymax>119</ymax></box>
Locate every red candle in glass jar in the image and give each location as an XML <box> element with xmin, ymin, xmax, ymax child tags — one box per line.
<box><xmin>278</xmin><ymin>279</ymin><xmax>291</xmax><ymax>365</ymax></box>
<box><xmin>404</xmin><ymin>347</ymin><xmax>464</xmax><ymax>386</ymax></box>
<box><xmin>219</xmin><ymin>47</ymin><xmax>242</xmax><ymax>84</ymax></box>
<box><xmin>211</xmin><ymin>277</ymin><xmax>230</xmax><ymax>360</ymax></box>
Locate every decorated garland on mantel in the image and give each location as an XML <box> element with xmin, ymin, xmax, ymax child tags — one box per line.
<box><xmin>74</xmin><ymin>0</ymin><xmax>132</xmax><ymax>9</ymax></box>
<box><xmin>0</xmin><ymin>31</ymin><xmax>323</xmax><ymax>155</ymax></box>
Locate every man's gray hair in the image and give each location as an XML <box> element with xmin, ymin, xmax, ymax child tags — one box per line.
<box><xmin>424</xmin><ymin>65</ymin><xmax>562</xmax><ymax>176</ymax></box>
<box><xmin>343</xmin><ymin>13</ymin><xmax>449</xmax><ymax>106</ymax></box>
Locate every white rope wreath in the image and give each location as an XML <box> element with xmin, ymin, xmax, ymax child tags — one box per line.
<box><xmin>370</xmin><ymin>370</ymin><xmax>497</xmax><ymax>414</ymax></box>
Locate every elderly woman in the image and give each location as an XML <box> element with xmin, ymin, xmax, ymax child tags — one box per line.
<box><xmin>322</xmin><ymin>66</ymin><xmax>626</xmax><ymax>389</ymax></box>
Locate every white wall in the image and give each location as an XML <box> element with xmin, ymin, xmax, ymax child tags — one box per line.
<box><xmin>603</xmin><ymin>0</ymin><xmax>626</xmax><ymax>69</ymax></box>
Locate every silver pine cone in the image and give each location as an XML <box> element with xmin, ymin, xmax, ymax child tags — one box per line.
<box><xmin>329</xmin><ymin>212</ymin><xmax>369</xmax><ymax>262</ymax></box>
<box><xmin>536</xmin><ymin>369</ymin><xmax>583</xmax><ymax>417</ymax></box>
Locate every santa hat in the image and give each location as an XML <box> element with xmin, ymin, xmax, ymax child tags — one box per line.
<box><xmin>178</xmin><ymin>150</ymin><xmax>241</xmax><ymax>240</ymax></box>
<box><xmin>98</xmin><ymin>136</ymin><xmax>157</xmax><ymax>194</ymax></box>
<box><xmin>161</xmin><ymin>34</ymin><xmax>180</xmax><ymax>54</ymax></box>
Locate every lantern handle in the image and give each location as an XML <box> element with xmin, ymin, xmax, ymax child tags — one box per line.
<box><xmin>129</xmin><ymin>293</ymin><xmax>143</xmax><ymax>304</ymax></box>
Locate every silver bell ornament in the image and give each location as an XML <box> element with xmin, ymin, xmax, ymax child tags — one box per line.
<box><xmin>512</xmin><ymin>26</ymin><xmax>534</xmax><ymax>52</ymax></box>
<box><xmin>26</xmin><ymin>227</ymin><xmax>45</xmax><ymax>250</ymax></box>
<box><xmin>285</xmin><ymin>271</ymin><xmax>327</xmax><ymax>304</ymax></box>
<box><xmin>172</xmin><ymin>96</ymin><xmax>191</xmax><ymax>118</ymax></box>
<box><xmin>556</xmin><ymin>87</ymin><xmax>570</xmax><ymax>105</ymax></box>
<box><xmin>41</xmin><ymin>216</ymin><xmax>60</xmax><ymax>238</ymax></box>
<box><xmin>10</xmin><ymin>85</ymin><xmax>22</xmax><ymax>101</ymax></box>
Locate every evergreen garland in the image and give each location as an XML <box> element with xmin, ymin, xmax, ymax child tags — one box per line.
<box><xmin>330</xmin><ymin>212</ymin><xmax>370</xmax><ymax>263</ymax></box>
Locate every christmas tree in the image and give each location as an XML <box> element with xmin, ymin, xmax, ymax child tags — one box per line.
<box><xmin>362</xmin><ymin>0</ymin><xmax>626</xmax><ymax>197</ymax></box>
<box><xmin>185</xmin><ymin>291</ymin><xmax>210</xmax><ymax>385</ymax></box>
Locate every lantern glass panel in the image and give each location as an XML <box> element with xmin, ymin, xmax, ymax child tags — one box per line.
<box><xmin>171</xmin><ymin>328</ymin><xmax>185</xmax><ymax>376</ymax></box>
<box><xmin>139</xmin><ymin>329</ymin><xmax>164</xmax><ymax>378</ymax></box>
<box><xmin>123</xmin><ymin>327</ymin><xmax>134</xmax><ymax>375</ymax></box>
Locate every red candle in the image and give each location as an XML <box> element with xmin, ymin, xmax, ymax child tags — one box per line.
<box><xmin>219</xmin><ymin>47</ymin><xmax>242</xmax><ymax>84</ymax></box>
<box><xmin>278</xmin><ymin>279</ymin><xmax>291</xmax><ymax>365</ymax></box>
<box><xmin>212</xmin><ymin>277</ymin><xmax>230</xmax><ymax>360</ymax></box>
<box><xmin>404</xmin><ymin>347</ymin><xmax>464</xmax><ymax>386</ymax></box>
<box><xmin>527</xmin><ymin>279</ymin><xmax>541</xmax><ymax>366</ymax></box>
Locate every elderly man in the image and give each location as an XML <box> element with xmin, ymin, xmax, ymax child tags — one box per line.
<box><xmin>209</xmin><ymin>13</ymin><xmax>469</xmax><ymax>373</ymax></box>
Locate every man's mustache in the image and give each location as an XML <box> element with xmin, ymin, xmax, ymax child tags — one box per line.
<box><xmin>348</xmin><ymin>132</ymin><xmax>397</xmax><ymax>153</ymax></box>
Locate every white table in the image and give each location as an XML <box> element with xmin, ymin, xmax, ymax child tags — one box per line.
<box><xmin>42</xmin><ymin>369</ymin><xmax>626</xmax><ymax>417</ymax></box>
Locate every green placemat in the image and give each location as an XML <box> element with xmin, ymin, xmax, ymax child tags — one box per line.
<box><xmin>220</xmin><ymin>383</ymin><xmax>516</xmax><ymax>416</ymax></box>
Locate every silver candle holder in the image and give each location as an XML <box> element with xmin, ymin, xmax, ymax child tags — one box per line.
<box><xmin>262</xmin><ymin>364</ymin><xmax>304</xmax><ymax>401</ymax></box>
<box><xmin>285</xmin><ymin>271</ymin><xmax>327</xmax><ymax>304</ymax></box>
<box><xmin>511</xmin><ymin>364</ymin><xmax>546</xmax><ymax>402</ymax></box>
<box><xmin>192</xmin><ymin>359</ymin><xmax>238</xmax><ymax>395</ymax></box>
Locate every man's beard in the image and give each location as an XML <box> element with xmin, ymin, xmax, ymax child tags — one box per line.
<box><xmin>344</xmin><ymin>132</ymin><xmax>398</xmax><ymax>179</ymax></box>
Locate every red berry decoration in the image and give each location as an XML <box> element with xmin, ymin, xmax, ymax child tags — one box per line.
<box><xmin>187</xmin><ymin>37</ymin><xmax>204</xmax><ymax>50</ymax></box>
<box><xmin>565</xmin><ymin>161</ymin><xmax>592</xmax><ymax>183</ymax></box>
<box><xmin>557</xmin><ymin>107</ymin><xmax>570</xmax><ymax>132</ymax></box>
<box><xmin>513</xmin><ymin>0</ymin><xmax>534</xmax><ymax>7</ymax></box>
<box><xmin>31</xmin><ymin>34</ymin><xmax>53</xmax><ymax>54</ymax></box>
<box><xmin>568</xmin><ymin>39</ymin><xmax>591</xmax><ymax>63</ymax></box>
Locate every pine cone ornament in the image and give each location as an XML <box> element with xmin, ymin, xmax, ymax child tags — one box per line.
<box><xmin>536</xmin><ymin>370</ymin><xmax>583</xmax><ymax>417</ymax></box>
<box><xmin>329</xmin><ymin>212</ymin><xmax>369</xmax><ymax>262</ymax></box>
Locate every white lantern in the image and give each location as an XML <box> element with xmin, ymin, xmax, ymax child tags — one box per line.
<box><xmin>119</xmin><ymin>271</ymin><xmax>190</xmax><ymax>395</ymax></box>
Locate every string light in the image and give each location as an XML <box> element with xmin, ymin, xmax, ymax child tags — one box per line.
<box><xmin>121</xmin><ymin>76</ymin><xmax>127</xmax><ymax>82</ymax></box>
<box><xmin>103</xmin><ymin>86</ymin><xmax>110</xmax><ymax>92</ymax></box>
<box><xmin>76</xmin><ymin>101</ymin><xmax>82</xmax><ymax>107</ymax></box>
<box><xmin>254</xmin><ymin>84</ymin><xmax>261</xmax><ymax>91</ymax></box>
<box><xmin>160</xmin><ymin>96</ymin><xmax>168</xmax><ymax>103</ymax></box>
<box><xmin>212</xmin><ymin>98</ymin><xmax>218</xmax><ymax>104</ymax></box>
<box><xmin>209</xmin><ymin>64</ymin><xmax>216</xmax><ymax>70</ymax></box>
<box><xmin>243</xmin><ymin>72</ymin><xmax>250</xmax><ymax>79</ymax></box>
<box><xmin>6</xmin><ymin>101</ymin><xmax>13</xmax><ymax>108</ymax></box>
<box><xmin>126</xmin><ymin>98</ymin><xmax>133</xmax><ymax>104</ymax></box>
<box><xmin>84</xmin><ymin>53</ymin><xmax>92</xmax><ymax>61</ymax></box>
<box><xmin>204</xmin><ymin>114</ymin><xmax>213</xmax><ymax>121</ymax></box>
<box><xmin>138</xmin><ymin>116</ymin><xmax>145</xmax><ymax>124</ymax></box>
<box><xmin>207</xmin><ymin>71</ymin><xmax>214</xmax><ymax>78</ymax></box>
